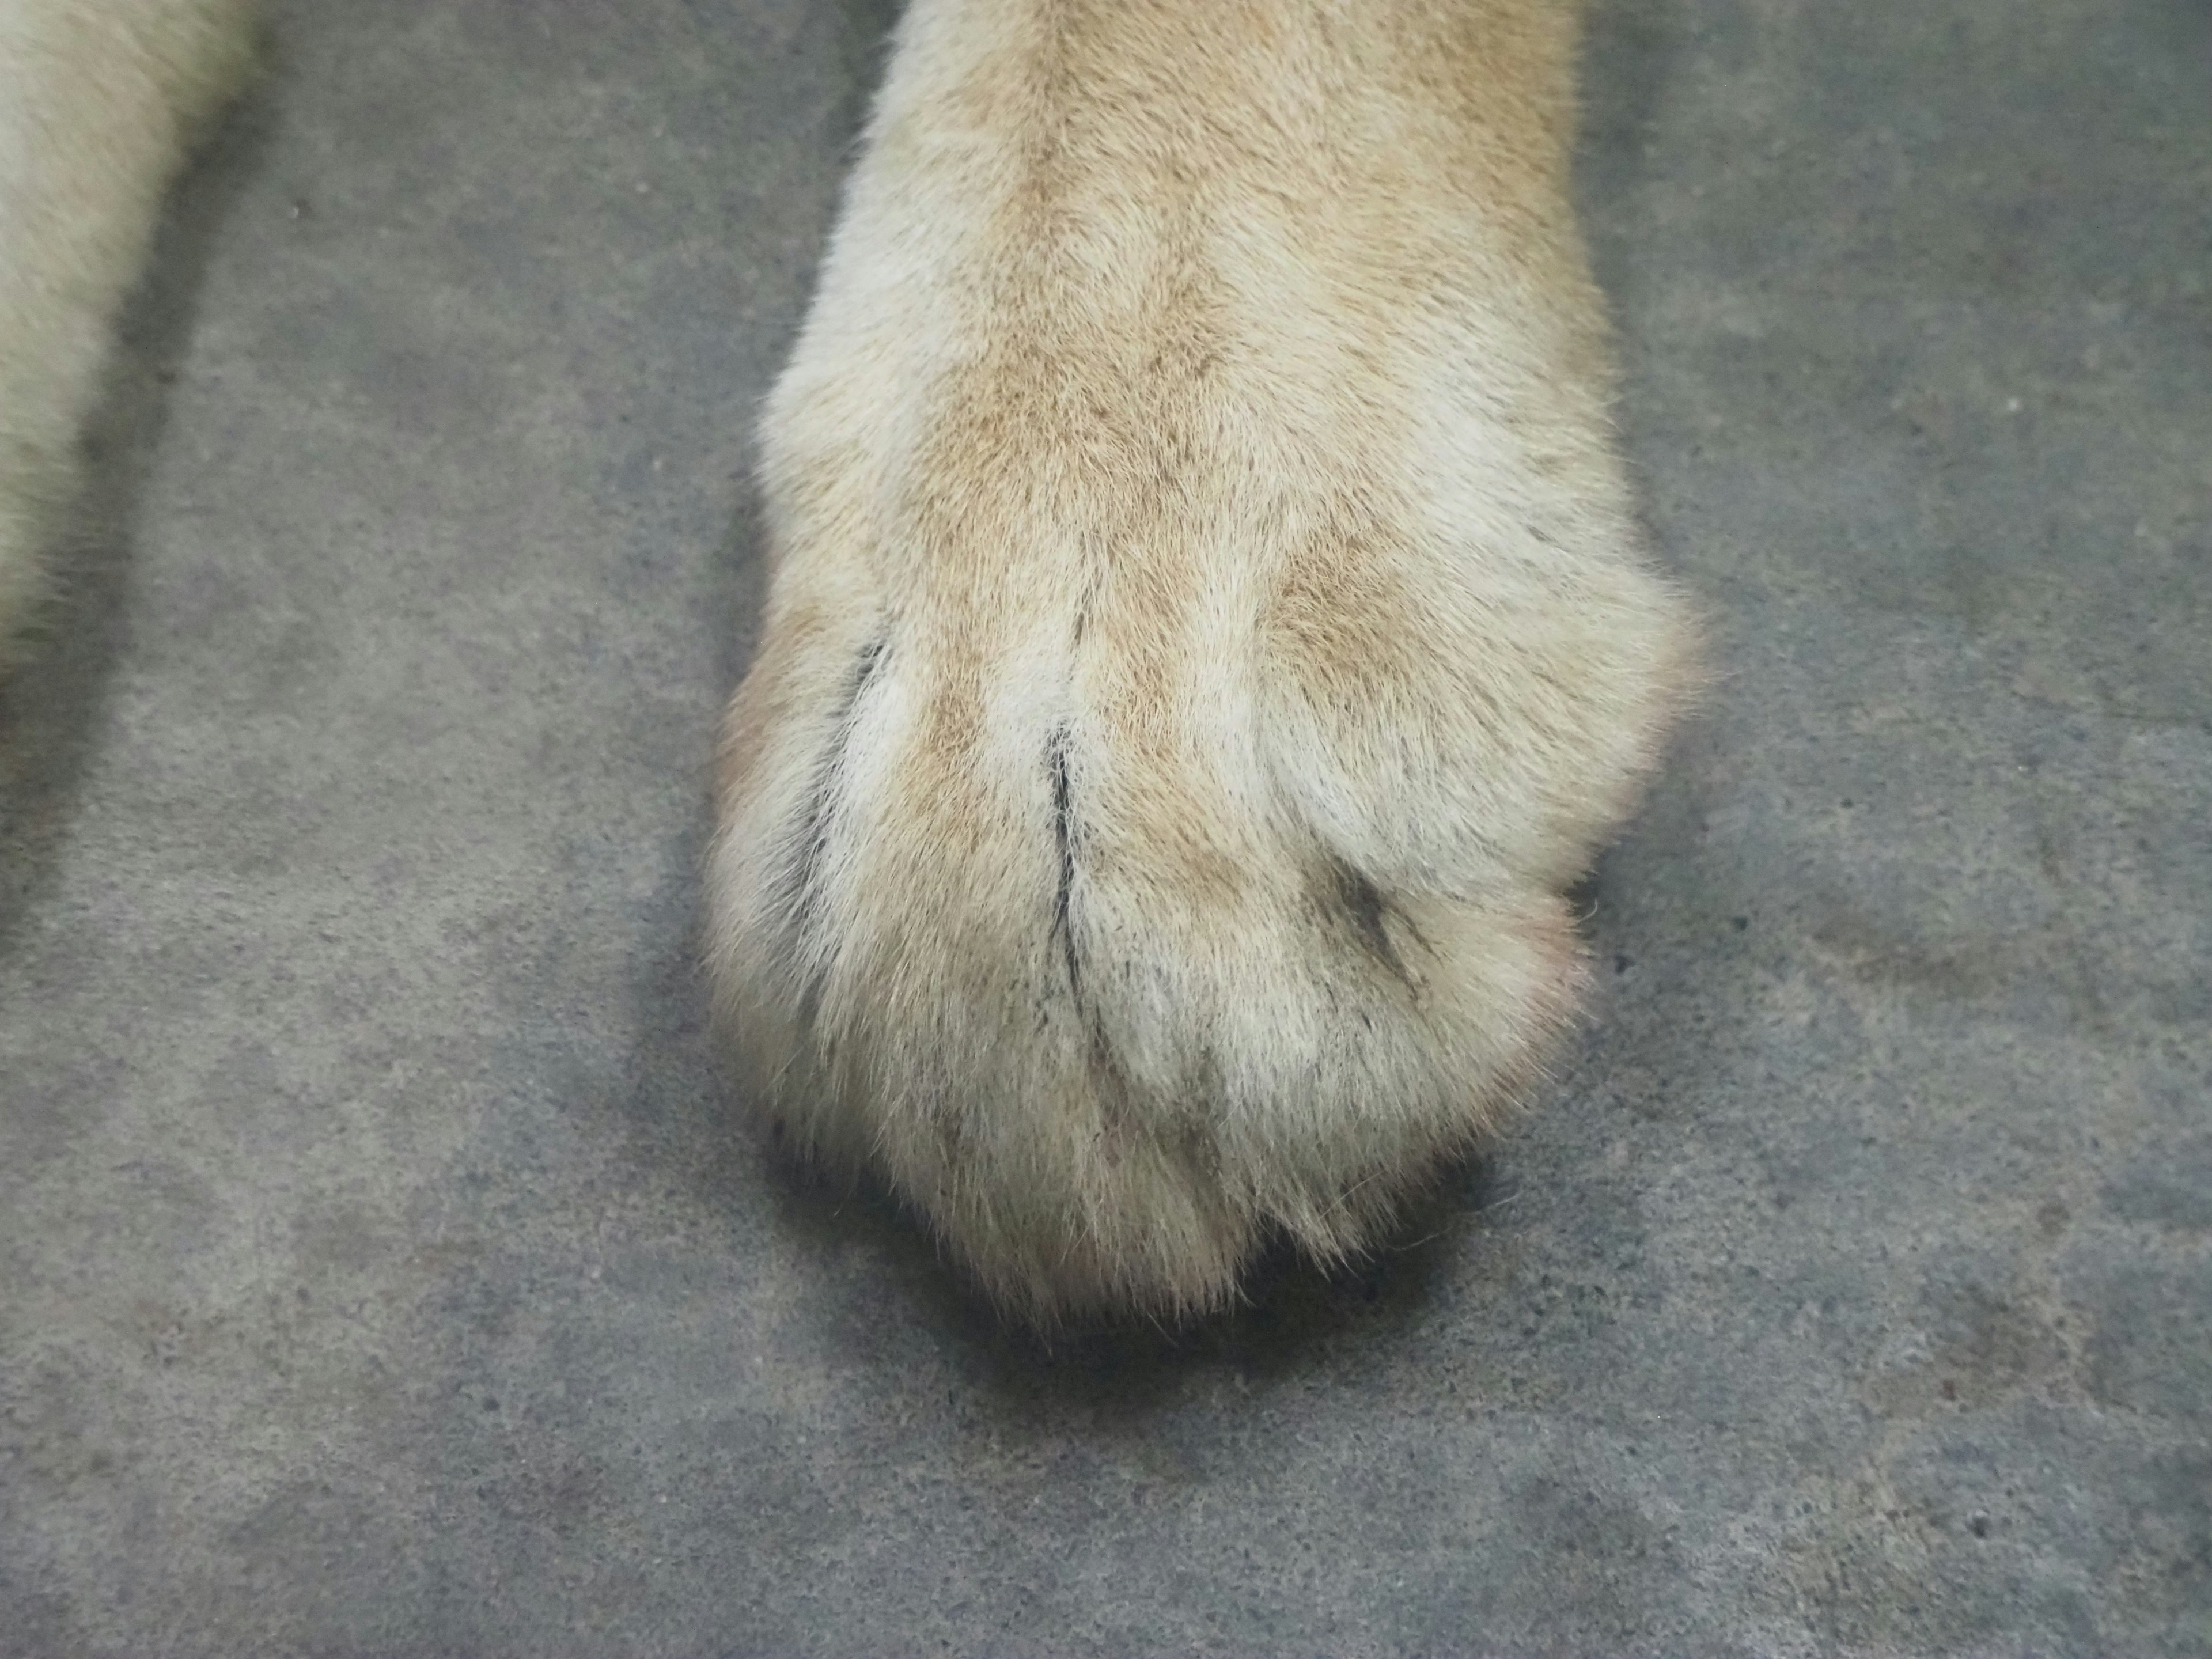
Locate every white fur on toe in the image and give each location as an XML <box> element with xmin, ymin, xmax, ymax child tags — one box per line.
<box><xmin>0</xmin><ymin>0</ymin><xmax>255</xmax><ymax>655</ymax></box>
<box><xmin>710</xmin><ymin>0</ymin><xmax>1695</xmax><ymax>1325</ymax></box>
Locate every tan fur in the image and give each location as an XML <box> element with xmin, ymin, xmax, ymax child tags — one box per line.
<box><xmin>0</xmin><ymin>0</ymin><xmax>256</xmax><ymax>655</ymax></box>
<box><xmin>710</xmin><ymin>0</ymin><xmax>1695</xmax><ymax>1325</ymax></box>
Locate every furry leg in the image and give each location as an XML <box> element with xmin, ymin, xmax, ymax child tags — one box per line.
<box><xmin>0</xmin><ymin>0</ymin><xmax>256</xmax><ymax>656</ymax></box>
<box><xmin>711</xmin><ymin>0</ymin><xmax>1695</xmax><ymax>1325</ymax></box>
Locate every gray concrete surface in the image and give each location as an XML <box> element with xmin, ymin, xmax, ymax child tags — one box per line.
<box><xmin>3</xmin><ymin>0</ymin><xmax>2206</xmax><ymax>1652</ymax></box>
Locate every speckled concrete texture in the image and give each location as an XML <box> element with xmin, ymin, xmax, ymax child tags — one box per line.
<box><xmin>2</xmin><ymin>1</ymin><xmax>2206</xmax><ymax>1653</ymax></box>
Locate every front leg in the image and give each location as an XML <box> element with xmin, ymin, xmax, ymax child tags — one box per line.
<box><xmin>0</xmin><ymin>0</ymin><xmax>256</xmax><ymax>653</ymax></box>
<box><xmin>710</xmin><ymin>0</ymin><xmax>1694</xmax><ymax>1325</ymax></box>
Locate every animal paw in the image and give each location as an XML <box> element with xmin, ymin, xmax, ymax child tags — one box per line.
<box><xmin>709</xmin><ymin>0</ymin><xmax>1694</xmax><ymax>1324</ymax></box>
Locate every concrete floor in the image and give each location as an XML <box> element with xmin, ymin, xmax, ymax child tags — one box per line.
<box><xmin>3</xmin><ymin>0</ymin><xmax>2206</xmax><ymax>1652</ymax></box>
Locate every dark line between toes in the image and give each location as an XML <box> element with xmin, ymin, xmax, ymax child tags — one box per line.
<box><xmin>1047</xmin><ymin>725</ymin><xmax>1082</xmax><ymax>1000</ymax></box>
<box><xmin>1330</xmin><ymin>855</ymin><xmax>1416</xmax><ymax>988</ymax></box>
<box><xmin>1043</xmin><ymin>728</ymin><xmax>1145</xmax><ymax>1125</ymax></box>
<box><xmin>785</xmin><ymin>634</ymin><xmax>887</xmax><ymax>1025</ymax></box>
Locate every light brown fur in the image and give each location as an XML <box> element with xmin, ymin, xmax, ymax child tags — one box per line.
<box><xmin>710</xmin><ymin>0</ymin><xmax>1695</xmax><ymax>1325</ymax></box>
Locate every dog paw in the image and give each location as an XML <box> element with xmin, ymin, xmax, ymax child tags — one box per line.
<box><xmin>709</xmin><ymin>0</ymin><xmax>1694</xmax><ymax>1324</ymax></box>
